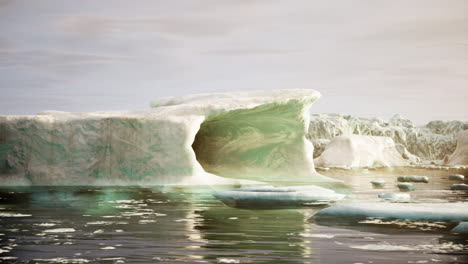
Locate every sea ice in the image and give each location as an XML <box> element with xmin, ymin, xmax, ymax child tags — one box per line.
<box><xmin>378</xmin><ymin>193</ymin><xmax>411</xmax><ymax>201</ymax></box>
<box><xmin>314</xmin><ymin>202</ymin><xmax>468</xmax><ymax>222</ymax></box>
<box><xmin>451</xmin><ymin>222</ymin><xmax>468</xmax><ymax>232</ymax></box>
<box><xmin>450</xmin><ymin>184</ymin><xmax>468</xmax><ymax>190</ymax></box>
<box><xmin>397</xmin><ymin>175</ymin><xmax>429</xmax><ymax>183</ymax></box>
<box><xmin>448</xmin><ymin>174</ymin><xmax>465</xmax><ymax>181</ymax></box>
<box><xmin>214</xmin><ymin>185</ymin><xmax>345</xmax><ymax>203</ymax></box>
<box><xmin>397</xmin><ymin>182</ymin><xmax>415</xmax><ymax>191</ymax></box>
<box><xmin>370</xmin><ymin>180</ymin><xmax>386</xmax><ymax>188</ymax></box>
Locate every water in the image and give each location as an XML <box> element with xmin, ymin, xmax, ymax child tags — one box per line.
<box><xmin>0</xmin><ymin>168</ymin><xmax>467</xmax><ymax>263</ymax></box>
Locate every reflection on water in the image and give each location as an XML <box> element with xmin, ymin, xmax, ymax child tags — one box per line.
<box><xmin>0</xmin><ymin>168</ymin><xmax>467</xmax><ymax>263</ymax></box>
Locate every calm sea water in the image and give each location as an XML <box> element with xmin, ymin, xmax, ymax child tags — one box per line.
<box><xmin>0</xmin><ymin>168</ymin><xmax>467</xmax><ymax>264</ymax></box>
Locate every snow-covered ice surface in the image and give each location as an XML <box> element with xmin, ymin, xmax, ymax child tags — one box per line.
<box><xmin>0</xmin><ymin>89</ymin><xmax>334</xmax><ymax>185</ymax></box>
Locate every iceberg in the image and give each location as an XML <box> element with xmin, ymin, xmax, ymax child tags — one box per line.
<box><xmin>445</xmin><ymin>130</ymin><xmax>468</xmax><ymax>166</ymax></box>
<box><xmin>0</xmin><ymin>89</ymin><xmax>334</xmax><ymax>185</ymax></box>
<box><xmin>313</xmin><ymin>202</ymin><xmax>468</xmax><ymax>222</ymax></box>
<box><xmin>313</xmin><ymin>135</ymin><xmax>408</xmax><ymax>168</ymax></box>
<box><xmin>308</xmin><ymin>113</ymin><xmax>467</xmax><ymax>162</ymax></box>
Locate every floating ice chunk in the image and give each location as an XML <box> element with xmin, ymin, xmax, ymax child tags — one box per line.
<box><xmin>378</xmin><ymin>193</ymin><xmax>410</xmax><ymax>201</ymax></box>
<box><xmin>299</xmin><ymin>233</ymin><xmax>335</xmax><ymax>239</ymax></box>
<box><xmin>314</xmin><ymin>202</ymin><xmax>468</xmax><ymax>222</ymax></box>
<box><xmin>101</xmin><ymin>246</ymin><xmax>115</xmax><ymax>250</ymax></box>
<box><xmin>214</xmin><ymin>185</ymin><xmax>345</xmax><ymax>202</ymax></box>
<box><xmin>371</xmin><ymin>180</ymin><xmax>386</xmax><ymax>188</ymax></box>
<box><xmin>451</xmin><ymin>222</ymin><xmax>468</xmax><ymax>232</ymax></box>
<box><xmin>448</xmin><ymin>174</ymin><xmax>465</xmax><ymax>181</ymax></box>
<box><xmin>0</xmin><ymin>212</ymin><xmax>31</xmax><ymax>217</ymax></box>
<box><xmin>34</xmin><ymin>223</ymin><xmax>56</xmax><ymax>227</ymax></box>
<box><xmin>44</xmin><ymin>228</ymin><xmax>75</xmax><ymax>233</ymax></box>
<box><xmin>397</xmin><ymin>182</ymin><xmax>415</xmax><ymax>191</ymax></box>
<box><xmin>217</xmin><ymin>258</ymin><xmax>240</xmax><ymax>263</ymax></box>
<box><xmin>451</xmin><ymin>184</ymin><xmax>468</xmax><ymax>190</ymax></box>
<box><xmin>397</xmin><ymin>175</ymin><xmax>429</xmax><ymax>183</ymax></box>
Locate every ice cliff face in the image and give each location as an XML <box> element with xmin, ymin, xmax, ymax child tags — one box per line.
<box><xmin>314</xmin><ymin>135</ymin><xmax>408</xmax><ymax>168</ymax></box>
<box><xmin>445</xmin><ymin>130</ymin><xmax>468</xmax><ymax>166</ymax></box>
<box><xmin>307</xmin><ymin>113</ymin><xmax>467</xmax><ymax>163</ymax></box>
<box><xmin>0</xmin><ymin>89</ymin><xmax>331</xmax><ymax>185</ymax></box>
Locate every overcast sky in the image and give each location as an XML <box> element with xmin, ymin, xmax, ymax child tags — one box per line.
<box><xmin>0</xmin><ymin>0</ymin><xmax>467</xmax><ymax>124</ymax></box>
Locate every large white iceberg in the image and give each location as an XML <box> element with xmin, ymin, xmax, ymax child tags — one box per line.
<box><xmin>444</xmin><ymin>130</ymin><xmax>468</xmax><ymax>166</ymax></box>
<box><xmin>313</xmin><ymin>135</ymin><xmax>408</xmax><ymax>168</ymax></box>
<box><xmin>0</xmin><ymin>89</ymin><xmax>333</xmax><ymax>185</ymax></box>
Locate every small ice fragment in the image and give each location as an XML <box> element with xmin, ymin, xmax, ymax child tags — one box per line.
<box><xmin>371</xmin><ymin>180</ymin><xmax>386</xmax><ymax>188</ymax></box>
<box><xmin>93</xmin><ymin>229</ymin><xmax>104</xmax><ymax>234</ymax></box>
<box><xmin>299</xmin><ymin>233</ymin><xmax>335</xmax><ymax>238</ymax></box>
<box><xmin>101</xmin><ymin>246</ymin><xmax>115</xmax><ymax>250</ymax></box>
<box><xmin>0</xmin><ymin>213</ymin><xmax>31</xmax><ymax>217</ymax></box>
<box><xmin>378</xmin><ymin>193</ymin><xmax>410</xmax><ymax>201</ymax></box>
<box><xmin>451</xmin><ymin>184</ymin><xmax>468</xmax><ymax>190</ymax></box>
<box><xmin>397</xmin><ymin>175</ymin><xmax>429</xmax><ymax>183</ymax></box>
<box><xmin>44</xmin><ymin>228</ymin><xmax>75</xmax><ymax>233</ymax></box>
<box><xmin>397</xmin><ymin>182</ymin><xmax>414</xmax><ymax>191</ymax></box>
<box><xmin>217</xmin><ymin>258</ymin><xmax>240</xmax><ymax>263</ymax></box>
<box><xmin>34</xmin><ymin>223</ymin><xmax>56</xmax><ymax>227</ymax></box>
<box><xmin>451</xmin><ymin>222</ymin><xmax>468</xmax><ymax>233</ymax></box>
<box><xmin>448</xmin><ymin>174</ymin><xmax>465</xmax><ymax>181</ymax></box>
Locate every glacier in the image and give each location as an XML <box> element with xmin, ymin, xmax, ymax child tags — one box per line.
<box><xmin>308</xmin><ymin>113</ymin><xmax>468</xmax><ymax>164</ymax></box>
<box><xmin>0</xmin><ymin>89</ymin><xmax>334</xmax><ymax>185</ymax></box>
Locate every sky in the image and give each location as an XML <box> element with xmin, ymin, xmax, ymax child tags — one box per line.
<box><xmin>0</xmin><ymin>0</ymin><xmax>467</xmax><ymax>124</ymax></box>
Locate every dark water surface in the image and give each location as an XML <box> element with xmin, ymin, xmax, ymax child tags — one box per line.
<box><xmin>0</xmin><ymin>168</ymin><xmax>467</xmax><ymax>264</ymax></box>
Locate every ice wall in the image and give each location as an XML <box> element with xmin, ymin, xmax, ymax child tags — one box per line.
<box><xmin>445</xmin><ymin>130</ymin><xmax>468</xmax><ymax>166</ymax></box>
<box><xmin>314</xmin><ymin>135</ymin><xmax>409</xmax><ymax>168</ymax></box>
<box><xmin>0</xmin><ymin>89</ymin><xmax>330</xmax><ymax>185</ymax></box>
<box><xmin>308</xmin><ymin>113</ymin><xmax>467</xmax><ymax>162</ymax></box>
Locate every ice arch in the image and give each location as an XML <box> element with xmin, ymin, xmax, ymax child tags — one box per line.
<box><xmin>0</xmin><ymin>89</ymin><xmax>331</xmax><ymax>185</ymax></box>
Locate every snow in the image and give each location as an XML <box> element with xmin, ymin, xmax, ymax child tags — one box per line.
<box><xmin>314</xmin><ymin>135</ymin><xmax>408</xmax><ymax>168</ymax></box>
<box><xmin>0</xmin><ymin>89</ymin><xmax>334</xmax><ymax>185</ymax></box>
<box><xmin>314</xmin><ymin>202</ymin><xmax>468</xmax><ymax>222</ymax></box>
